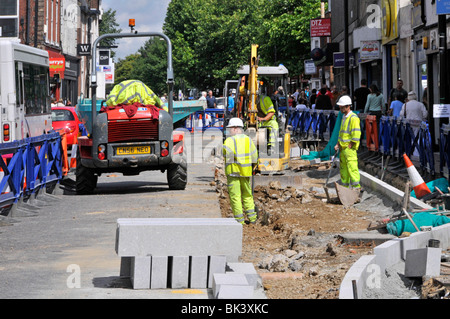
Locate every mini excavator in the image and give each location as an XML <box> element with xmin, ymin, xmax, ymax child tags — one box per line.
<box><xmin>230</xmin><ymin>44</ymin><xmax>291</xmax><ymax>174</ymax></box>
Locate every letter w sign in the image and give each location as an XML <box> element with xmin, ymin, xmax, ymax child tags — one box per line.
<box><xmin>77</xmin><ymin>44</ymin><xmax>91</xmax><ymax>56</ymax></box>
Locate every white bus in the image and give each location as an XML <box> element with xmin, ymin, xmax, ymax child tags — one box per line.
<box><xmin>0</xmin><ymin>39</ymin><xmax>52</xmax><ymax>143</ymax></box>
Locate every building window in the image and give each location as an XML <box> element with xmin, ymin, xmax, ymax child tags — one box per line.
<box><xmin>0</xmin><ymin>0</ymin><xmax>18</xmax><ymax>38</ymax></box>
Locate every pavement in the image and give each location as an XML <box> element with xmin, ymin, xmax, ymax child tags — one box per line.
<box><xmin>0</xmin><ymin>162</ymin><xmax>228</xmax><ymax>299</ymax></box>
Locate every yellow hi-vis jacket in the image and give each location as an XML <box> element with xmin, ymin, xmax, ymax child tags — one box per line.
<box><xmin>259</xmin><ymin>95</ymin><xmax>279</xmax><ymax>130</ymax></box>
<box><xmin>338</xmin><ymin>111</ymin><xmax>361</xmax><ymax>150</ymax></box>
<box><xmin>223</xmin><ymin>134</ymin><xmax>258</xmax><ymax>177</ymax></box>
<box><xmin>106</xmin><ymin>80</ymin><xmax>166</xmax><ymax>111</ymax></box>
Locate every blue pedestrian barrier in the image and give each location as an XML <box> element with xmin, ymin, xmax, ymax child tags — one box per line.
<box><xmin>416</xmin><ymin>121</ymin><xmax>434</xmax><ymax>174</ymax></box>
<box><xmin>439</xmin><ymin>124</ymin><xmax>450</xmax><ymax>177</ymax></box>
<box><xmin>0</xmin><ymin>131</ymin><xmax>63</xmax><ymax>209</ymax></box>
<box><xmin>379</xmin><ymin>116</ymin><xmax>391</xmax><ymax>156</ymax></box>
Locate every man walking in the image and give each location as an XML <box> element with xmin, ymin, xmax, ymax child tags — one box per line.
<box><xmin>223</xmin><ymin>118</ymin><xmax>259</xmax><ymax>225</ymax></box>
<box><xmin>353</xmin><ymin>79</ymin><xmax>371</xmax><ymax>112</ymax></box>
<box><xmin>334</xmin><ymin>95</ymin><xmax>361</xmax><ymax>190</ymax></box>
<box><xmin>206</xmin><ymin>90</ymin><xmax>217</xmax><ymax>108</ymax></box>
<box><xmin>388</xmin><ymin>79</ymin><xmax>408</xmax><ymax>106</ymax></box>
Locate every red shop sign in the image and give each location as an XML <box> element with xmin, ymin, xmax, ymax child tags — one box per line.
<box><xmin>310</xmin><ymin>18</ymin><xmax>331</xmax><ymax>37</ymax></box>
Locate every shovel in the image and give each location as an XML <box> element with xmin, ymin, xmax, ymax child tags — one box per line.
<box><xmin>324</xmin><ymin>150</ymin><xmax>339</xmax><ymax>202</ymax></box>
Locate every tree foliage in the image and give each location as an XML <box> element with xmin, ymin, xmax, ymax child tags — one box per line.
<box><xmin>98</xmin><ymin>8</ymin><xmax>122</xmax><ymax>57</ymax></box>
<box><xmin>114</xmin><ymin>0</ymin><xmax>324</xmax><ymax>94</ymax></box>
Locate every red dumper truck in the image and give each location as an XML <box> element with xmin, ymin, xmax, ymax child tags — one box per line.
<box><xmin>75</xmin><ymin>32</ymin><xmax>187</xmax><ymax>194</ymax></box>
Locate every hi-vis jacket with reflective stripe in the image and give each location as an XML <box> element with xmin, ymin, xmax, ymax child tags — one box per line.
<box><xmin>338</xmin><ymin>111</ymin><xmax>361</xmax><ymax>150</ymax></box>
<box><xmin>106</xmin><ymin>80</ymin><xmax>165</xmax><ymax>110</ymax></box>
<box><xmin>223</xmin><ymin>134</ymin><xmax>258</xmax><ymax>177</ymax></box>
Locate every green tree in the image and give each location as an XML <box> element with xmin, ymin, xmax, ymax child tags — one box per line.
<box><xmin>99</xmin><ymin>8</ymin><xmax>122</xmax><ymax>57</ymax></box>
<box><xmin>131</xmin><ymin>38</ymin><xmax>169</xmax><ymax>95</ymax></box>
<box><xmin>114</xmin><ymin>54</ymin><xmax>140</xmax><ymax>85</ymax></box>
<box><xmin>257</xmin><ymin>0</ymin><xmax>325</xmax><ymax>76</ymax></box>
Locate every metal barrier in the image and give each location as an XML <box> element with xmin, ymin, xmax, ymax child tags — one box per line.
<box><xmin>288</xmin><ymin>109</ymin><xmax>337</xmax><ymax>139</ymax></box>
<box><xmin>0</xmin><ymin>131</ymin><xmax>63</xmax><ymax>209</ymax></box>
<box><xmin>440</xmin><ymin>124</ymin><xmax>450</xmax><ymax>177</ymax></box>
<box><xmin>185</xmin><ymin>109</ymin><xmax>225</xmax><ymax>131</ymax></box>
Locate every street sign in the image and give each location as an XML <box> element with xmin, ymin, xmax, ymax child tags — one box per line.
<box><xmin>304</xmin><ymin>60</ymin><xmax>317</xmax><ymax>75</ymax></box>
<box><xmin>77</xmin><ymin>43</ymin><xmax>91</xmax><ymax>56</ymax></box>
<box><xmin>433</xmin><ymin>104</ymin><xmax>450</xmax><ymax>118</ymax></box>
<box><xmin>437</xmin><ymin>0</ymin><xmax>450</xmax><ymax>15</ymax></box>
<box><xmin>310</xmin><ymin>18</ymin><xmax>331</xmax><ymax>37</ymax></box>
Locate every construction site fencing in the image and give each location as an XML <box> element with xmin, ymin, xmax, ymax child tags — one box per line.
<box><xmin>286</xmin><ymin>109</ymin><xmax>447</xmax><ymax>179</ymax></box>
<box><xmin>0</xmin><ymin>131</ymin><xmax>64</xmax><ymax>210</ymax></box>
<box><xmin>184</xmin><ymin>108</ymin><xmax>225</xmax><ymax>132</ymax></box>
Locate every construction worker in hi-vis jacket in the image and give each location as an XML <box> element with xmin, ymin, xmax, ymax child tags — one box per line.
<box><xmin>223</xmin><ymin>118</ymin><xmax>258</xmax><ymax>224</ymax></box>
<box><xmin>334</xmin><ymin>95</ymin><xmax>361</xmax><ymax>189</ymax></box>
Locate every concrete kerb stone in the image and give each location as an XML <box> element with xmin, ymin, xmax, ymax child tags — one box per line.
<box><xmin>339</xmin><ymin>255</ymin><xmax>377</xmax><ymax>299</ymax></box>
<box><xmin>115</xmin><ymin>218</ymin><xmax>242</xmax><ymax>261</ymax></box>
<box><xmin>359</xmin><ymin>171</ymin><xmax>433</xmax><ymax>210</ymax></box>
<box><xmin>339</xmin><ymin>223</ymin><xmax>450</xmax><ymax>299</ymax></box>
<box><xmin>212</xmin><ymin>273</ymin><xmax>251</xmax><ymax>298</ymax></box>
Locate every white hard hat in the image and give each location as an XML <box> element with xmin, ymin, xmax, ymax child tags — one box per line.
<box><xmin>226</xmin><ymin>117</ymin><xmax>244</xmax><ymax>128</ymax></box>
<box><xmin>336</xmin><ymin>95</ymin><xmax>352</xmax><ymax>106</ymax></box>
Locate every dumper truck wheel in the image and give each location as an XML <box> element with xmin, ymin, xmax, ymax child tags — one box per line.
<box><xmin>75</xmin><ymin>150</ymin><xmax>98</xmax><ymax>195</ymax></box>
<box><xmin>167</xmin><ymin>156</ymin><xmax>187</xmax><ymax>190</ymax></box>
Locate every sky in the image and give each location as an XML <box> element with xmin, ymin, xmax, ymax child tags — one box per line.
<box><xmin>101</xmin><ymin>0</ymin><xmax>171</xmax><ymax>60</ymax></box>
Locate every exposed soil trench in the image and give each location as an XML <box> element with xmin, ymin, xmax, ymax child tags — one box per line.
<box><xmin>214</xmin><ymin>157</ymin><xmax>379</xmax><ymax>299</ymax></box>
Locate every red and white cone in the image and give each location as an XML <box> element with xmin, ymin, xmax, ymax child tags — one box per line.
<box><xmin>403</xmin><ymin>153</ymin><xmax>431</xmax><ymax>198</ymax></box>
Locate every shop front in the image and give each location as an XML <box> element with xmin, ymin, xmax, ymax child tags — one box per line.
<box><xmin>61</xmin><ymin>55</ymin><xmax>80</xmax><ymax>106</ymax></box>
<box><xmin>47</xmin><ymin>50</ymin><xmax>65</xmax><ymax>101</ymax></box>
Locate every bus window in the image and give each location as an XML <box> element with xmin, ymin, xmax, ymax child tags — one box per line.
<box><xmin>23</xmin><ymin>63</ymin><xmax>50</xmax><ymax>115</ymax></box>
<box><xmin>15</xmin><ymin>62</ymin><xmax>23</xmax><ymax>106</ymax></box>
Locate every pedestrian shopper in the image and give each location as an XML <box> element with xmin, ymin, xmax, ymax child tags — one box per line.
<box><xmin>274</xmin><ymin>86</ymin><xmax>287</xmax><ymax>109</ymax></box>
<box><xmin>298</xmin><ymin>91</ymin><xmax>309</xmax><ymax>107</ymax></box>
<box><xmin>292</xmin><ymin>88</ymin><xmax>301</xmax><ymax>105</ymax></box>
<box><xmin>309</xmin><ymin>89</ymin><xmax>317</xmax><ymax>107</ymax></box>
<box><xmin>399</xmin><ymin>91</ymin><xmax>428</xmax><ymax>122</ymax></box>
<box><xmin>388</xmin><ymin>95</ymin><xmax>403</xmax><ymax>117</ymax></box>
<box><xmin>330</xmin><ymin>84</ymin><xmax>340</xmax><ymax>107</ymax></box>
<box><xmin>223</xmin><ymin>118</ymin><xmax>258</xmax><ymax>225</ymax></box>
<box><xmin>334</xmin><ymin>95</ymin><xmax>361</xmax><ymax>190</ymax></box>
<box><xmin>353</xmin><ymin>79</ymin><xmax>371</xmax><ymax>112</ymax></box>
<box><xmin>228</xmin><ymin>89</ymin><xmax>235</xmax><ymax>112</ymax></box>
<box><xmin>206</xmin><ymin>90</ymin><xmax>217</xmax><ymax>108</ymax></box>
<box><xmin>315</xmin><ymin>87</ymin><xmax>333</xmax><ymax>110</ymax></box>
<box><xmin>388</xmin><ymin>79</ymin><xmax>408</xmax><ymax>106</ymax></box>
<box><xmin>364</xmin><ymin>84</ymin><xmax>384</xmax><ymax>122</ymax></box>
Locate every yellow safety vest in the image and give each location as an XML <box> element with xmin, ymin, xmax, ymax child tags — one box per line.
<box><xmin>106</xmin><ymin>80</ymin><xmax>164</xmax><ymax>110</ymax></box>
<box><xmin>259</xmin><ymin>95</ymin><xmax>278</xmax><ymax>130</ymax></box>
<box><xmin>338</xmin><ymin>111</ymin><xmax>361</xmax><ymax>150</ymax></box>
<box><xmin>223</xmin><ymin>134</ymin><xmax>258</xmax><ymax>177</ymax></box>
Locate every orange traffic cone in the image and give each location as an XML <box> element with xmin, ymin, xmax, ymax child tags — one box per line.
<box><xmin>403</xmin><ymin>153</ymin><xmax>431</xmax><ymax>198</ymax></box>
<box><xmin>69</xmin><ymin>144</ymin><xmax>77</xmax><ymax>169</ymax></box>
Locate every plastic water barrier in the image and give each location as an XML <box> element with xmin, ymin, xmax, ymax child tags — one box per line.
<box><xmin>0</xmin><ymin>131</ymin><xmax>63</xmax><ymax>208</ymax></box>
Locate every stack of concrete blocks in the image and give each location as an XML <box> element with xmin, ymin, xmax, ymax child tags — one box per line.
<box><xmin>212</xmin><ymin>262</ymin><xmax>262</xmax><ymax>299</ymax></box>
<box><xmin>339</xmin><ymin>222</ymin><xmax>450</xmax><ymax>299</ymax></box>
<box><xmin>115</xmin><ymin>218</ymin><xmax>242</xmax><ymax>290</ymax></box>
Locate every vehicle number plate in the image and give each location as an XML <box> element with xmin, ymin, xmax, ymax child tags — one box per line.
<box><xmin>116</xmin><ymin>146</ymin><xmax>151</xmax><ymax>155</ymax></box>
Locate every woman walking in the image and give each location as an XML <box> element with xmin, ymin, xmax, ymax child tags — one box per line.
<box><xmin>364</xmin><ymin>84</ymin><xmax>384</xmax><ymax>122</ymax></box>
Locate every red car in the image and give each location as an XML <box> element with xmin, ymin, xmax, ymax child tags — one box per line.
<box><xmin>51</xmin><ymin>106</ymin><xmax>81</xmax><ymax>147</ymax></box>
